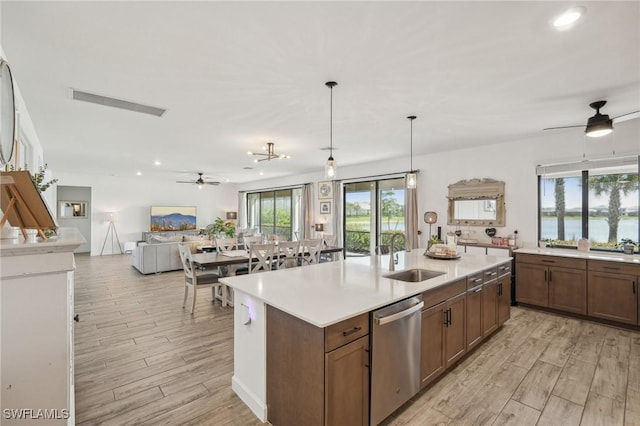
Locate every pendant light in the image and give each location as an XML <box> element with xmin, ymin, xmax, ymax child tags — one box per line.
<box><xmin>406</xmin><ymin>115</ymin><xmax>417</xmax><ymax>189</ymax></box>
<box><xmin>325</xmin><ymin>81</ymin><xmax>338</xmax><ymax>179</ymax></box>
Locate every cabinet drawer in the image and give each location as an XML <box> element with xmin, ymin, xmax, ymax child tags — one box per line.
<box><xmin>516</xmin><ymin>253</ymin><xmax>586</xmax><ymax>270</ymax></box>
<box><xmin>497</xmin><ymin>262</ymin><xmax>512</xmax><ymax>277</ymax></box>
<box><xmin>325</xmin><ymin>313</ymin><xmax>369</xmax><ymax>352</ymax></box>
<box><xmin>483</xmin><ymin>267</ymin><xmax>499</xmax><ymax>282</ymax></box>
<box><xmin>466</xmin><ymin>272</ymin><xmax>484</xmax><ymax>289</ymax></box>
<box><xmin>588</xmin><ymin>260</ymin><xmax>640</xmax><ymax>276</ymax></box>
<box><xmin>423</xmin><ymin>279</ymin><xmax>466</xmax><ymax>309</ymax></box>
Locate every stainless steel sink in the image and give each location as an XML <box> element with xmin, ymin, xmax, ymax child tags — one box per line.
<box><xmin>384</xmin><ymin>269</ymin><xmax>444</xmax><ymax>282</ymax></box>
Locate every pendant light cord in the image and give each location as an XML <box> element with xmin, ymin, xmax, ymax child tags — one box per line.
<box><xmin>408</xmin><ymin>115</ymin><xmax>416</xmax><ymax>172</ymax></box>
<box><xmin>326</xmin><ymin>81</ymin><xmax>337</xmax><ymax>159</ymax></box>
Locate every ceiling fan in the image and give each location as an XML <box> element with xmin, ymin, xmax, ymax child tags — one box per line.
<box><xmin>176</xmin><ymin>172</ymin><xmax>220</xmax><ymax>188</ymax></box>
<box><xmin>544</xmin><ymin>100</ymin><xmax>640</xmax><ymax>137</ymax></box>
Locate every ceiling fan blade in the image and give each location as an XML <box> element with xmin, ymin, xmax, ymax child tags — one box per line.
<box><xmin>543</xmin><ymin>125</ymin><xmax>583</xmax><ymax>131</ymax></box>
<box><xmin>613</xmin><ymin>110</ymin><xmax>640</xmax><ymax>123</ymax></box>
<box><xmin>176</xmin><ymin>180</ymin><xmax>195</xmax><ymax>184</ymax></box>
<box><xmin>203</xmin><ymin>182</ymin><xmax>220</xmax><ymax>186</ymax></box>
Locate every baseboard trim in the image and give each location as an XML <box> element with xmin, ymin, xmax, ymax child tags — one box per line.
<box><xmin>231</xmin><ymin>375</ymin><xmax>267</xmax><ymax>422</ymax></box>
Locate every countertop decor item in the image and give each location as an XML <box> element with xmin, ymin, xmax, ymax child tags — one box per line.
<box><xmin>424</xmin><ymin>211</ymin><xmax>437</xmax><ymax>240</ymax></box>
<box><xmin>485</xmin><ymin>228</ymin><xmax>496</xmax><ymax>237</ymax></box>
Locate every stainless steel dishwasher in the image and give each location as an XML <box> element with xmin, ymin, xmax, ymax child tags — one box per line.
<box><xmin>370</xmin><ymin>295</ymin><xmax>424</xmax><ymax>425</ymax></box>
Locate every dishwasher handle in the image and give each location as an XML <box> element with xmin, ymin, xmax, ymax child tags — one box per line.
<box><xmin>375</xmin><ymin>300</ymin><xmax>424</xmax><ymax>325</ymax></box>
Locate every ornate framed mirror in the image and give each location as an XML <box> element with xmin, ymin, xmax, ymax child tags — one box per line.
<box><xmin>447</xmin><ymin>178</ymin><xmax>506</xmax><ymax>226</ymax></box>
<box><xmin>0</xmin><ymin>59</ymin><xmax>16</xmax><ymax>166</ymax></box>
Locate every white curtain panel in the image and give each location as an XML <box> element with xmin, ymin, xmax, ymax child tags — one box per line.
<box><xmin>237</xmin><ymin>192</ymin><xmax>246</xmax><ymax>229</ymax></box>
<box><xmin>303</xmin><ymin>183</ymin><xmax>313</xmax><ymax>240</ymax></box>
<box><xmin>332</xmin><ymin>180</ymin><xmax>343</xmax><ymax>249</ymax></box>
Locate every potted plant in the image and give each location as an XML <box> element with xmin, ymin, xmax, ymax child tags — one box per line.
<box><xmin>205</xmin><ymin>217</ymin><xmax>236</xmax><ymax>239</ymax></box>
<box><xmin>619</xmin><ymin>238</ymin><xmax>637</xmax><ymax>255</ymax></box>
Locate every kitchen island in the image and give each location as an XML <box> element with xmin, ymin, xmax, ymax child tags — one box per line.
<box><xmin>220</xmin><ymin>250</ymin><xmax>512</xmax><ymax>425</ymax></box>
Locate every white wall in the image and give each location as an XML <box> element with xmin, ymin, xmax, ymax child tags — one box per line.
<box><xmin>53</xmin><ymin>172</ymin><xmax>239</xmax><ymax>255</ymax></box>
<box><xmin>239</xmin><ymin>119</ymin><xmax>640</xmax><ymax>249</ymax></box>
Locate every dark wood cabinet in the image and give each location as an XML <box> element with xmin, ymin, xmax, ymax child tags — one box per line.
<box><xmin>420</xmin><ymin>278</ymin><xmax>466</xmax><ymax>388</ymax></box>
<box><xmin>586</xmin><ymin>258</ymin><xmax>640</xmax><ymax>326</ymax></box>
<box><xmin>420</xmin><ymin>302</ymin><xmax>446</xmax><ymax>388</ymax></box>
<box><xmin>515</xmin><ymin>254</ymin><xmax>587</xmax><ymax>314</ymax></box>
<box><xmin>465</xmin><ymin>284</ymin><xmax>483</xmax><ymax>351</ymax></box>
<box><xmin>266</xmin><ymin>307</ymin><xmax>369</xmax><ymax>426</ymax></box>
<box><xmin>445</xmin><ymin>292</ymin><xmax>467</xmax><ymax>365</ymax></box>
<box><xmin>325</xmin><ymin>336</ymin><xmax>370</xmax><ymax>426</ymax></box>
<box><xmin>548</xmin><ymin>267</ymin><xmax>587</xmax><ymax>314</ymax></box>
<box><xmin>481</xmin><ymin>279</ymin><xmax>498</xmax><ymax>335</ymax></box>
<box><xmin>515</xmin><ymin>262</ymin><xmax>549</xmax><ymax>306</ymax></box>
<box><xmin>497</xmin><ymin>273</ymin><xmax>511</xmax><ymax>326</ymax></box>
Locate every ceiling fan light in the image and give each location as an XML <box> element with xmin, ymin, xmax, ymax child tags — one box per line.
<box><xmin>553</xmin><ymin>7</ymin><xmax>585</xmax><ymax>30</ymax></box>
<box><xmin>586</xmin><ymin>120</ymin><xmax>613</xmax><ymax>138</ymax></box>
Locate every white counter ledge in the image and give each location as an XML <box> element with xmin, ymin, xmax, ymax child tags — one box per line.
<box><xmin>515</xmin><ymin>247</ymin><xmax>640</xmax><ymax>264</ymax></box>
<box><xmin>220</xmin><ymin>250</ymin><xmax>510</xmax><ymax>328</ymax></box>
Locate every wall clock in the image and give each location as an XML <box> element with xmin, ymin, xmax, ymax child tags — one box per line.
<box><xmin>0</xmin><ymin>59</ymin><xmax>16</xmax><ymax>166</ymax></box>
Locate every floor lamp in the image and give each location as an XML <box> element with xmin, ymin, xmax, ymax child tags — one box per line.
<box><xmin>101</xmin><ymin>213</ymin><xmax>123</xmax><ymax>255</ymax></box>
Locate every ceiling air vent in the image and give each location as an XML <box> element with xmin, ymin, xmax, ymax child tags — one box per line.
<box><xmin>71</xmin><ymin>89</ymin><xmax>166</xmax><ymax>117</ymax></box>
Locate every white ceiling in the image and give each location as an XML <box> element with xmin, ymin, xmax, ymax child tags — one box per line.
<box><xmin>3</xmin><ymin>1</ymin><xmax>639</xmax><ymax>184</ymax></box>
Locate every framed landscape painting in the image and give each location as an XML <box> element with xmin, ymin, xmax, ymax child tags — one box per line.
<box><xmin>150</xmin><ymin>206</ymin><xmax>197</xmax><ymax>231</ymax></box>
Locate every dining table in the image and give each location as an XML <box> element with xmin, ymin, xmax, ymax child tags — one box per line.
<box><xmin>192</xmin><ymin>246</ymin><xmax>344</xmax><ymax>307</ymax></box>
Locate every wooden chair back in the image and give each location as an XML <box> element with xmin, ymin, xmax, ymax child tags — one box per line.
<box><xmin>215</xmin><ymin>237</ymin><xmax>238</xmax><ymax>252</ymax></box>
<box><xmin>277</xmin><ymin>241</ymin><xmax>300</xmax><ymax>269</ymax></box>
<box><xmin>243</xmin><ymin>236</ymin><xmax>263</xmax><ymax>250</ymax></box>
<box><xmin>301</xmin><ymin>239</ymin><xmax>323</xmax><ymax>265</ymax></box>
<box><xmin>249</xmin><ymin>243</ymin><xmax>275</xmax><ymax>273</ymax></box>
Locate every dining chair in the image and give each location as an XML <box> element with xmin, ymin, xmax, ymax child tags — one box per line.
<box><xmin>321</xmin><ymin>234</ymin><xmax>338</xmax><ymax>262</ymax></box>
<box><xmin>178</xmin><ymin>244</ymin><xmax>221</xmax><ymax>314</ymax></box>
<box><xmin>277</xmin><ymin>240</ymin><xmax>301</xmax><ymax>269</ymax></box>
<box><xmin>215</xmin><ymin>237</ymin><xmax>238</xmax><ymax>252</ymax></box>
<box><xmin>243</xmin><ymin>235</ymin><xmax>263</xmax><ymax>250</ymax></box>
<box><xmin>301</xmin><ymin>239</ymin><xmax>323</xmax><ymax>265</ymax></box>
<box><xmin>249</xmin><ymin>243</ymin><xmax>275</xmax><ymax>273</ymax></box>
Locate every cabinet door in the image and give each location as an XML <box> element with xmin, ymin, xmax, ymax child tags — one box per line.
<box><xmin>588</xmin><ymin>272</ymin><xmax>638</xmax><ymax>325</ymax></box>
<box><xmin>466</xmin><ymin>286</ymin><xmax>483</xmax><ymax>351</ymax></box>
<box><xmin>515</xmin><ymin>262</ymin><xmax>549</xmax><ymax>307</ymax></box>
<box><xmin>548</xmin><ymin>266</ymin><xmax>587</xmax><ymax>314</ymax></box>
<box><xmin>497</xmin><ymin>276</ymin><xmax>511</xmax><ymax>326</ymax></box>
<box><xmin>325</xmin><ymin>335</ymin><xmax>370</xmax><ymax>426</ymax></box>
<box><xmin>482</xmin><ymin>280</ymin><xmax>498</xmax><ymax>336</ymax></box>
<box><xmin>420</xmin><ymin>302</ymin><xmax>446</xmax><ymax>388</ymax></box>
<box><xmin>445</xmin><ymin>293</ymin><xmax>466</xmax><ymax>366</ymax></box>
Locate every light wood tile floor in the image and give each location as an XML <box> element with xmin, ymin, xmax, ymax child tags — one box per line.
<box><xmin>74</xmin><ymin>254</ymin><xmax>640</xmax><ymax>425</ymax></box>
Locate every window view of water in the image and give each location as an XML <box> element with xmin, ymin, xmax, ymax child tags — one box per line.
<box><xmin>541</xmin><ymin>217</ymin><xmax>638</xmax><ymax>242</ymax></box>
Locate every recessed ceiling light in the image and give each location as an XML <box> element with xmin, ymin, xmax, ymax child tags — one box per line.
<box><xmin>259</xmin><ymin>172</ymin><xmax>264</xmax><ymax>176</ymax></box>
<box><xmin>153</xmin><ymin>160</ymin><xmax>161</xmax><ymax>166</ymax></box>
<box><xmin>136</xmin><ymin>171</ymin><xmax>142</xmax><ymax>176</ymax></box>
<box><xmin>553</xmin><ymin>7</ymin><xmax>585</xmax><ymax>30</ymax></box>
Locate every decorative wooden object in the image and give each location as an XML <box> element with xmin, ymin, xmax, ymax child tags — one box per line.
<box><xmin>1</xmin><ymin>171</ymin><xmax>56</xmax><ymax>239</ymax></box>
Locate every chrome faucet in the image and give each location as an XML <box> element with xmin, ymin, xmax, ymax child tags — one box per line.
<box><xmin>388</xmin><ymin>233</ymin><xmax>405</xmax><ymax>272</ymax></box>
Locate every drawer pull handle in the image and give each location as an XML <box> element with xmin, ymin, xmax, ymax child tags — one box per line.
<box><xmin>342</xmin><ymin>326</ymin><xmax>362</xmax><ymax>337</ymax></box>
<box><xmin>473</xmin><ymin>278</ymin><xmax>483</xmax><ymax>283</ymax></box>
<box><xmin>486</xmin><ymin>272</ymin><xmax>497</xmax><ymax>276</ymax></box>
<box><xmin>541</xmin><ymin>260</ymin><xmax>554</xmax><ymax>263</ymax></box>
<box><xmin>474</xmin><ymin>287</ymin><xmax>483</xmax><ymax>293</ymax></box>
<box><xmin>603</xmin><ymin>266</ymin><xmax>620</xmax><ymax>271</ymax></box>
<box><xmin>74</xmin><ymin>314</ymin><xmax>79</xmax><ymax>322</ymax></box>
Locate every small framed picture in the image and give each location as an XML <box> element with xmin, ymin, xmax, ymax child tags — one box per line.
<box><xmin>483</xmin><ymin>199</ymin><xmax>496</xmax><ymax>212</ymax></box>
<box><xmin>320</xmin><ymin>201</ymin><xmax>332</xmax><ymax>214</ymax></box>
<box><xmin>318</xmin><ymin>181</ymin><xmax>333</xmax><ymax>199</ymax></box>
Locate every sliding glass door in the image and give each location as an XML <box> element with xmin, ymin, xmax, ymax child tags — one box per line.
<box><xmin>344</xmin><ymin>178</ymin><xmax>405</xmax><ymax>256</ymax></box>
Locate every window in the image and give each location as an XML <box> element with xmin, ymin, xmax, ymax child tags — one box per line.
<box><xmin>246</xmin><ymin>188</ymin><xmax>302</xmax><ymax>240</ymax></box>
<box><xmin>538</xmin><ymin>157</ymin><xmax>639</xmax><ymax>252</ymax></box>
<box><xmin>344</xmin><ymin>178</ymin><xmax>405</xmax><ymax>256</ymax></box>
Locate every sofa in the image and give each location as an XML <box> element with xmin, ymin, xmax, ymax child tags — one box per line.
<box><xmin>131</xmin><ymin>234</ymin><xmax>213</xmax><ymax>274</ymax></box>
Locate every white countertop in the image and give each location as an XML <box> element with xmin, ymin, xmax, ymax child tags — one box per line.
<box><xmin>0</xmin><ymin>227</ymin><xmax>86</xmax><ymax>257</ymax></box>
<box><xmin>515</xmin><ymin>247</ymin><xmax>640</xmax><ymax>264</ymax></box>
<box><xmin>220</xmin><ymin>250</ymin><xmax>511</xmax><ymax>328</ymax></box>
